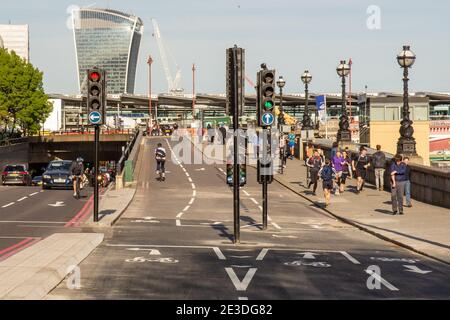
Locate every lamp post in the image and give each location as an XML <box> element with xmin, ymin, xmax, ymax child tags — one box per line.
<box><xmin>147</xmin><ymin>55</ymin><xmax>153</xmax><ymax>125</ymax></box>
<box><xmin>396</xmin><ymin>45</ymin><xmax>417</xmax><ymax>156</ymax></box>
<box><xmin>301</xmin><ymin>70</ymin><xmax>313</xmax><ymax>131</ymax></box>
<box><xmin>336</xmin><ymin>60</ymin><xmax>351</xmax><ymax>143</ymax></box>
<box><xmin>192</xmin><ymin>63</ymin><xmax>196</xmax><ymax>120</ymax></box>
<box><xmin>277</xmin><ymin>76</ymin><xmax>286</xmax><ymax>129</ymax></box>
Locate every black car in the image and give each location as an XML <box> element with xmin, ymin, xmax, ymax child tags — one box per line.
<box><xmin>42</xmin><ymin>160</ymin><xmax>76</xmax><ymax>190</ymax></box>
<box><xmin>2</xmin><ymin>164</ymin><xmax>32</xmax><ymax>186</ymax></box>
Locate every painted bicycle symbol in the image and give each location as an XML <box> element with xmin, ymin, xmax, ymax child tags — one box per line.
<box><xmin>284</xmin><ymin>261</ymin><xmax>331</xmax><ymax>268</ymax></box>
<box><xmin>125</xmin><ymin>257</ymin><xmax>179</xmax><ymax>264</ymax></box>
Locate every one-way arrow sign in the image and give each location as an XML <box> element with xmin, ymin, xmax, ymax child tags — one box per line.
<box><xmin>403</xmin><ymin>265</ymin><xmax>432</xmax><ymax>274</ymax></box>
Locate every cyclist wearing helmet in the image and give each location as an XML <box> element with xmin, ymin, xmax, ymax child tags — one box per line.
<box><xmin>72</xmin><ymin>157</ymin><xmax>84</xmax><ymax>197</ymax></box>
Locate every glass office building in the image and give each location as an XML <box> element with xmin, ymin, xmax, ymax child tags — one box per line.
<box><xmin>0</xmin><ymin>24</ymin><xmax>29</xmax><ymax>62</ymax></box>
<box><xmin>72</xmin><ymin>8</ymin><xmax>143</xmax><ymax>94</ymax></box>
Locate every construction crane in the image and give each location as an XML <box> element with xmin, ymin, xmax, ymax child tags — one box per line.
<box><xmin>151</xmin><ymin>19</ymin><xmax>183</xmax><ymax>94</ymax></box>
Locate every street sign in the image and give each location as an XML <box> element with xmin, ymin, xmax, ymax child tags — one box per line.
<box><xmin>89</xmin><ymin>111</ymin><xmax>102</xmax><ymax>125</ymax></box>
<box><xmin>261</xmin><ymin>113</ymin><xmax>275</xmax><ymax>126</ymax></box>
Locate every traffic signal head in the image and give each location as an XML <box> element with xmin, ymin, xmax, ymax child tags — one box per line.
<box><xmin>258</xmin><ymin>68</ymin><xmax>276</xmax><ymax>127</ymax></box>
<box><xmin>87</xmin><ymin>68</ymin><xmax>105</xmax><ymax>125</ymax></box>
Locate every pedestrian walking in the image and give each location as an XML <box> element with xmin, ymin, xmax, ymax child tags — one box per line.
<box><xmin>390</xmin><ymin>154</ymin><xmax>407</xmax><ymax>215</ymax></box>
<box><xmin>317</xmin><ymin>147</ymin><xmax>326</xmax><ymax>163</ymax></box>
<box><xmin>331</xmin><ymin>150</ymin><xmax>344</xmax><ymax>195</ymax></box>
<box><xmin>306</xmin><ymin>150</ymin><xmax>324</xmax><ymax>195</ymax></box>
<box><xmin>219</xmin><ymin>124</ymin><xmax>227</xmax><ymax>145</ymax></box>
<box><xmin>319</xmin><ymin>160</ymin><xmax>336</xmax><ymax>207</ymax></box>
<box><xmin>372</xmin><ymin>145</ymin><xmax>386</xmax><ymax>191</ymax></box>
<box><xmin>403</xmin><ymin>157</ymin><xmax>412</xmax><ymax>208</ymax></box>
<box><xmin>340</xmin><ymin>151</ymin><xmax>351</xmax><ymax>194</ymax></box>
<box><xmin>279</xmin><ymin>135</ymin><xmax>288</xmax><ymax>172</ymax></box>
<box><xmin>352</xmin><ymin>147</ymin><xmax>371</xmax><ymax>194</ymax></box>
<box><xmin>288</xmin><ymin>131</ymin><xmax>296</xmax><ymax>160</ymax></box>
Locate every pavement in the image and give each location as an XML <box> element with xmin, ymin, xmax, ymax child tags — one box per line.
<box><xmin>46</xmin><ymin>136</ymin><xmax>450</xmax><ymax>300</ymax></box>
<box><xmin>271</xmin><ymin>157</ymin><xmax>450</xmax><ymax>265</ymax></box>
<box><xmin>0</xmin><ymin>233</ymin><xmax>103</xmax><ymax>300</ymax></box>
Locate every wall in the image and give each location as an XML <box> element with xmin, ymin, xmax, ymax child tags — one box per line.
<box><xmin>370</xmin><ymin>120</ymin><xmax>430</xmax><ymax>165</ymax></box>
<box><xmin>0</xmin><ymin>143</ymin><xmax>29</xmax><ymax>171</ymax></box>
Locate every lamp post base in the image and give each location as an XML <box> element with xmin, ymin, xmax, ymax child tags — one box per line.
<box><xmin>337</xmin><ymin>130</ymin><xmax>351</xmax><ymax>143</ymax></box>
<box><xmin>397</xmin><ymin>138</ymin><xmax>418</xmax><ymax>156</ymax></box>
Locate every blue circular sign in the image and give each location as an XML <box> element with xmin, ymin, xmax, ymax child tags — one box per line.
<box><xmin>261</xmin><ymin>112</ymin><xmax>275</xmax><ymax>126</ymax></box>
<box><xmin>89</xmin><ymin>111</ymin><xmax>102</xmax><ymax>125</ymax></box>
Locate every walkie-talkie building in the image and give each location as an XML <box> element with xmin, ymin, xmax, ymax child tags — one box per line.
<box><xmin>72</xmin><ymin>8</ymin><xmax>143</xmax><ymax>94</ymax></box>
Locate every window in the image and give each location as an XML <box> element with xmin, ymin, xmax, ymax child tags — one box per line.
<box><xmin>371</xmin><ymin>106</ymin><xmax>385</xmax><ymax>121</ymax></box>
<box><xmin>386</xmin><ymin>106</ymin><xmax>400</xmax><ymax>121</ymax></box>
<box><xmin>412</xmin><ymin>106</ymin><xmax>429</xmax><ymax>121</ymax></box>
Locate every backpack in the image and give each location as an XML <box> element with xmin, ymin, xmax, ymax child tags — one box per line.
<box><xmin>321</xmin><ymin>165</ymin><xmax>333</xmax><ymax>181</ymax></box>
<box><xmin>155</xmin><ymin>148</ymin><xmax>166</xmax><ymax>160</ymax></box>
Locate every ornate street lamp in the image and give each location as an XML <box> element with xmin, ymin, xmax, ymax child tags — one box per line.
<box><xmin>396</xmin><ymin>45</ymin><xmax>417</xmax><ymax>155</ymax></box>
<box><xmin>277</xmin><ymin>76</ymin><xmax>286</xmax><ymax>127</ymax></box>
<box><xmin>301</xmin><ymin>70</ymin><xmax>313</xmax><ymax>130</ymax></box>
<box><xmin>336</xmin><ymin>60</ymin><xmax>351</xmax><ymax>142</ymax></box>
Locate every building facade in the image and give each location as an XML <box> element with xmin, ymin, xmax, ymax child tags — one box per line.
<box><xmin>72</xmin><ymin>8</ymin><xmax>143</xmax><ymax>94</ymax></box>
<box><xmin>0</xmin><ymin>24</ymin><xmax>29</xmax><ymax>61</ymax></box>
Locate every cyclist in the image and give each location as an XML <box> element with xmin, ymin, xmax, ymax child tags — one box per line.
<box><xmin>155</xmin><ymin>143</ymin><xmax>167</xmax><ymax>181</ymax></box>
<box><xmin>72</xmin><ymin>157</ymin><xmax>84</xmax><ymax>197</ymax></box>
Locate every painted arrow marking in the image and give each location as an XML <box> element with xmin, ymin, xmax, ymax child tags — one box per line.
<box><xmin>297</xmin><ymin>252</ymin><xmax>320</xmax><ymax>260</ymax></box>
<box><xmin>403</xmin><ymin>265</ymin><xmax>432</xmax><ymax>274</ymax></box>
<box><xmin>126</xmin><ymin>248</ymin><xmax>161</xmax><ymax>256</ymax></box>
<box><xmin>48</xmin><ymin>201</ymin><xmax>66</xmax><ymax>207</ymax></box>
<box><xmin>225</xmin><ymin>268</ymin><xmax>257</xmax><ymax>291</ymax></box>
<box><xmin>272</xmin><ymin>234</ymin><xmax>298</xmax><ymax>239</ymax></box>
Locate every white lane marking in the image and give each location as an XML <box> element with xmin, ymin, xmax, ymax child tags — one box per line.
<box><xmin>403</xmin><ymin>265</ymin><xmax>432</xmax><ymax>274</ymax></box>
<box><xmin>256</xmin><ymin>249</ymin><xmax>269</xmax><ymax>261</ymax></box>
<box><xmin>239</xmin><ymin>297</ymin><xmax>249</xmax><ymax>300</ymax></box>
<box><xmin>189</xmin><ymin>198</ymin><xmax>195</xmax><ymax>205</ymax></box>
<box><xmin>17</xmin><ymin>197</ymin><xmax>28</xmax><ymax>202</ymax></box>
<box><xmin>225</xmin><ymin>268</ymin><xmax>257</xmax><ymax>291</ymax></box>
<box><xmin>271</xmin><ymin>222</ymin><xmax>282</xmax><ymax>230</ymax></box>
<box><xmin>365</xmin><ymin>268</ymin><xmax>399</xmax><ymax>291</ymax></box>
<box><xmin>340</xmin><ymin>251</ymin><xmax>361</xmax><ymax>265</ymax></box>
<box><xmin>250</xmin><ymin>198</ymin><xmax>259</xmax><ymax>205</ymax></box>
<box><xmin>176</xmin><ymin>212</ymin><xmax>184</xmax><ymax>219</ymax></box>
<box><xmin>213</xmin><ymin>247</ymin><xmax>226</xmax><ymax>260</ymax></box>
<box><xmin>192</xmin><ymin>190</ymin><xmax>197</xmax><ymax>197</ymax></box>
<box><xmin>191</xmin><ymin>183</ymin><xmax>196</xmax><ymax>190</ymax></box>
<box><xmin>218</xmin><ymin>168</ymin><xmax>224</xmax><ymax>172</ymax></box>
<box><xmin>188</xmin><ymin>177</ymin><xmax>193</xmax><ymax>183</ymax></box>
<box><xmin>183</xmin><ymin>206</ymin><xmax>190</xmax><ymax>212</ymax></box>
<box><xmin>185</xmin><ymin>173</ymin><xmax>190</xmax><ymax>178</ymax></box>
<box><xmin>176</xmin><ymin>219</ymin><xmax>181</xmax><ymax>226</ymax></box>
<box><xmin>29</xmin><ymin>192</ymin><xmax>39</xmax><ymax>196</ymax></box>
<box><xmin>2</xmin><ymin>202</ymin><xmax>15</xmax><ymax>208</ymax></box>
<box><xmin>267</xmin><ymin>215</ymin><xmax>273</xmax><ymax>222</ymax></box>
<box><xmin>258</xmin><ymin>206</ymin><xmax>263</xmax><ymax>211</ymax></box>
<box><xmin>229</xmin><ymin>256</ymin><xmax>253</xmax><ymax>259</ymax></box>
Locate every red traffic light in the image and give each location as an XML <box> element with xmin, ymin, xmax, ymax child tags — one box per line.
<box><xmin>89</xmin><ymin>71</ymin><xmax>101</xmax><ymax>82</ymax></box>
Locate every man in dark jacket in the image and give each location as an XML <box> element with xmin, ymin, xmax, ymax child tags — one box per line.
<box><xmin>372</xmin><ymin>145</ymin><xmax>386</xmax><ymax>191</ymax></box>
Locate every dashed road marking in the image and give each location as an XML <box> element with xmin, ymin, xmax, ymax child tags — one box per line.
<box><xmin>250</xmin><ymin>198</ymin><xmax>259</xmax><ymax>205</ymax></box>
<box><xmin>183</xmin><ymin>206</ymin><xmax>190</xmax><ymax>212</ymax></box>
<box><xmin>256</xmin><ymin>249</ymin><xmax>269</xmax><ymax>261</ymax></box>
<box><xmin>29</xmin><ymin>192</ymin><xmax>39</xmax><ymax>197</ymax></box>
<box><xmin>2</xmin><ymin>202</ymin><xmax>15</xmax><ymax>208</ymax></box>
<box><xmin>17</xmin><ymin>197</ymin><xmax>28</xmax><ymax>202</ymax></box>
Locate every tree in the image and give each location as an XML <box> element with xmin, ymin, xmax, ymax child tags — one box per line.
<box><xmin>0</xmin><ymin>48</ymin><xmax>52</xmax><ymax>137</ymax></box>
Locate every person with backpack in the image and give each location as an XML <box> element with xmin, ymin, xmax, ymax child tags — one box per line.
<box><xmin>372</xmin><ymin>145</ymin><xmax>386</xmax><ymax>191</ymax></box>
<box><xmin>306</xmin><ymin>150</ymin><xmax>324</xmax><ymax>195</ymax></box>
<box><xmin>155</xmin><ymin>143</ymin><xmax>167</xmax><ymax>181</ymax></box>
<box><xmin>340</xmin><ymin>151</ymin><xmax>351</xmax><ymax>194</ymax></box>
<box><xmin>319</xmin><ymin>160</ymin><xmax>337</xmax><ymax>207</ymax></box>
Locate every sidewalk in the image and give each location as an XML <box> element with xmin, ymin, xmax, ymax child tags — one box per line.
<box><xmin>274</xmin><ymin>158</ymin><xmax>450</xmax><ymax>264</ymax></box>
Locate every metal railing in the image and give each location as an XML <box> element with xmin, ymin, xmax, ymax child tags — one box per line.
<box><xmin>116</xmin><ymin>129</ymin><xmax>141</xmax><ymax>175</ymax></box>
<box><xmin>0</xmin><ymin>137</ymin><xmax>29</xmax><ymax>147</ymax></box>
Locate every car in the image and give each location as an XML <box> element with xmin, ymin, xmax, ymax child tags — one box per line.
<box><xmin>31</xmin><ymin>176</ymin><xmax>43</xmax><ymax>186</ymax></box>
<box><xmin>42</xmin><ymin>160</ymin><xmax>76</xmax><ymax>190</ymax></box>
<box><xmin>1</xmin><ymin>164</ymin><xmax>32</xmax><ymax>186</ymax></box>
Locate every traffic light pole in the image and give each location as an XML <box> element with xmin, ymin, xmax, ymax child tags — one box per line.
<box><xmin>232</xmin><ymin>47</ymin><xmax>240</xmax><ymax>244</ymax></box>
<box><xmin>262</xmin><ymin>128</ymin><xmax>271</xmax><ymax>230</ymax></box>
<box><xmin>93</xmin><ymin>125</ymin><xmax>100</xmax><ymax>222</ymax></box>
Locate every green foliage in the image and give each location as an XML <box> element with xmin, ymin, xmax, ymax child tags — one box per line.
<box><xmin>0</xmin><ymin>47</ymin><xmax>52</xmax><ymax>137</ymax></box>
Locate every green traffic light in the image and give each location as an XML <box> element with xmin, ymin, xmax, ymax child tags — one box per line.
<box><xmin>264</xmin><ymin>101</ymin><xmax>273</xmax><ymax>108</ymax></box>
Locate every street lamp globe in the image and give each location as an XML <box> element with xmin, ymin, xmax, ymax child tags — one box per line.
<box><xmin>301</xmin><ymin>70</ymin><xmax>312</xmax><ymax>84</ymax></box>
<box><xmin>336</xmin><ymin>61</ymin><xmax>350</xmax><ymax>77</ymax></box>
<box><xmin>397</xmin><ymin>45</ymin><xmax>416</xmax><ymax>68</ymax></box>
<box><xmin>277</xmin><ymin>76</ymin><xmax>286</xmax><ymax>89</ymax></box>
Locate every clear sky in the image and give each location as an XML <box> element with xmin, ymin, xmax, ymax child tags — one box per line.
<box><xmin>1</xmin><ymin>0</ymin><xmax>449</xmax><ymax>95</ymax></box>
